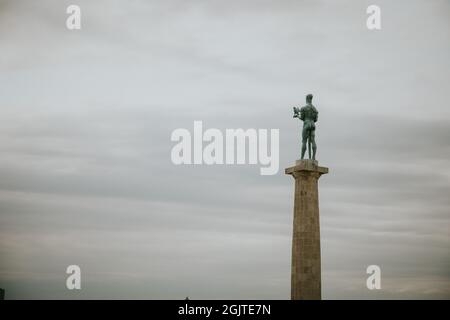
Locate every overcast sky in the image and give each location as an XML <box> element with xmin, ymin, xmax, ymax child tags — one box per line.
<box><xmin>0</xmin><ymin>0</ymin><xmax>449</xmax><ymax>299</ymax></box>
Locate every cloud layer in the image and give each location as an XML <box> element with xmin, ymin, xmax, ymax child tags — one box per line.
<box><xmin>0</xmin><ymin>0</ymin><xmax>449</xmax><ymax>299</ymax></box>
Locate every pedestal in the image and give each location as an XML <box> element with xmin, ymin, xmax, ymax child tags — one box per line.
<box><xmin>285</xmin><ymin>159</ymin><xmax>328</xmax><ymax>300</ymax></box>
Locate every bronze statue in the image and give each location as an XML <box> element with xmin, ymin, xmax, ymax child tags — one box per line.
<box><xmin>293</xmin><ymin>94</ymin><xmax>318</xmax><ymax>160</ymax></box>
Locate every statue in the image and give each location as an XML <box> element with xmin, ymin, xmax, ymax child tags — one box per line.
<box><xmin>293</xmin><ymin>94</ymin><xmax>318</xmax><ymax>160</ymax></box>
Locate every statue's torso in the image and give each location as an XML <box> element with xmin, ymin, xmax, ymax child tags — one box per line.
<box><xmin>300</xmin><ymin>104</ymin><xmax>318</xmax><ymax>125</ymax></box>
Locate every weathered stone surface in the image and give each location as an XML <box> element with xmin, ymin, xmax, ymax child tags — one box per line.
<box><xmin>285</xmin><ymin>159</ymin><xmax>328</xmax><ymax>300</ymax></box>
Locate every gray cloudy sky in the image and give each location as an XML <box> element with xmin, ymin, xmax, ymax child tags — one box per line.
<box><xmin>0</xmin><ymin>0</ymin><xmax>449</xmax><ymax>299</ymax></box>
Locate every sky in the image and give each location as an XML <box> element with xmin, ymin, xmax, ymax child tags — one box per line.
<box><xmin>0</xmin><ymin>0</ymin><xmax>449</xmax><ymax>299</ymax></box>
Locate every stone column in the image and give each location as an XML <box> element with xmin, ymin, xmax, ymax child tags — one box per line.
<box><xmin>285</xmin><ymin>159</ymin><xmax>328</xmax><ymax>300</ymax></box>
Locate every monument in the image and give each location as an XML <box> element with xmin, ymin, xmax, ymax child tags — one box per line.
<box><xmin>286</xmin><ymin>94</ymin><xmax>328</xmax><ymax>300</ymax></box>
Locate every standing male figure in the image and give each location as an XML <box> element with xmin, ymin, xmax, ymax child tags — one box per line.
<box><xmin>293</xmin><ymin>94</ymin><xmax>318</xmax><ymax>160</ymax></box>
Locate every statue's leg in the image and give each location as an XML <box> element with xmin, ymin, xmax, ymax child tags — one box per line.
<box><xmin>301</xmin><ymin>127</ymin><xmax>307</xmax><ymax>159</ymax></box>
<box><xmin>308</xmin><ymin>136</ymin><xmax>311</xmax><ymax>159</ymax></box>
<box><xmin>301</xmin><ymin>140</ymin><xmax>307</xmax><ymax>159</ymax></box>
<box><xmin>311</xmin><ymin>130</ymin><xmax>317</xmax><ymax>160</ymax></box>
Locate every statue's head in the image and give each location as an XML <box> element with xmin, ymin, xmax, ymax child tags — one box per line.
<box><xmin>306</xmin><ymin>94</ymin><xmax>313</xmax><ymax>103</ymax></box>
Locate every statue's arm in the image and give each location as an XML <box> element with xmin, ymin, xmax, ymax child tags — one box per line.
<box><xmin>314</xmin><ymin>111</ymin><xmax>318</xmax><ymax>122</ymax></box>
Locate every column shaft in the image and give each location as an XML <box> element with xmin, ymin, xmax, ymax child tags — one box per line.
<box><xmin>286</xmin><ymin>160</ymin><xmax>328</xmax><ymax>300</ymax></box>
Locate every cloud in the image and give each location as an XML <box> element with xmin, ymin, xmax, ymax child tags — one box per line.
<box><xmin>0</xmin><ymin>0</ymin><xmax>449</xmax><ymax>299</ymax></box>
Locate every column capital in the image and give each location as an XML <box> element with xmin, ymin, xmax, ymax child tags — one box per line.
<box><xmin>285</xmin><ymin>159</ymin><xmax>329</xmax><ymax>176</ymax></box>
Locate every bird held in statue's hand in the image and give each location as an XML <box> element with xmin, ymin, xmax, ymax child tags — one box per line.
<box><xmin>293</xmin><ymin>106</ymin><xmax>300</xmax><ymax>118</ymax></box>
